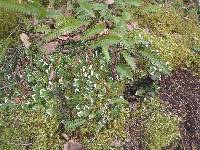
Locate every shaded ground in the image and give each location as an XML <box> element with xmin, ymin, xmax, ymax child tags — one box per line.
<box><xmin>125</xmin><ymin>68</ymin><xmax>200</xmax><ymax>150</ymax></box>
<box><xmin>159</xmin><ymin>68</ymin><xmax>200</xmax><ymax>150</ymax></box>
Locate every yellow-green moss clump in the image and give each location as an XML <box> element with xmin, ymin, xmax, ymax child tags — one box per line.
<box><xmin>132</xmin><ymin>98</ymin><xmax>180</xmax><ymax>150</ymax></box>
<box><xmin>0</xmin><ymin>9</ymin><xmax>18</xmax><ymax>39</ymax></box>
<box><xmin>132</xmin><ymin>5</ymin><xmax>200</xmax><ymax>69</ymax></box>
<box><xmin>144</xmin><ymin>99</ymin><xmax>180</xmax><ymax>150</ymax></box>
<box><xmin>0</xmin><ymin>105</ymin><xmax>61</xmax><ymax>150</ymax></box>
<box><xmin>81</xmin><ymin>108</ymin><xmax>129</xmax><ymax>149</ymax></box>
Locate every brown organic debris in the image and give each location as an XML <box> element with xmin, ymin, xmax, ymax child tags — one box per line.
<box><xmin>159</xmin><ymin>68</ymin><xmax>200</xmax><ymax>149</ymax></box>
<box><xmin>43</xmin><ymin>41</ymin><xmax>58</xmax><ymax>54</ymax></box>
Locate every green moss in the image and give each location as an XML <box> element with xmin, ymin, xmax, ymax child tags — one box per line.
<box><xmin>0</xmin><ymin>105</ymin><xmax>61</xmax><ymax>150</ymax></box>
<box><xmin>144</xmin><ymin>100</ymin><xmax>180</xmax><ymax>150</ymax></box>
<box><xmin>132</xmin><ymin>98</ymin><xmax>180</xmax><ymax>150</ymax></box>
<box><xmin>147</xmin><ymin>113</ymin><xmax>180</xmax><ymax>150</ymax></box>
<box><xmin>132</xmin><ymin>5</ymin><xmax>200</xmax><ymax>69</ymax></box>
<box><xmin>0</xmin><ymin>0</ymin><xmax>20</xmax><ymax>63</ymax></box>
<box><xmin>186</xmin><ymin>53</ymin><xmax>200</xmax><ymax>75</ymax></box>
<box><xmin>81</xmin><ymin>108</ymin><xmax>129</xmax><ymax>149</ymax></box>
<box><xmin>0</xmin><ymin>9</ymin><xmax>18</xmax><ymax>39</ymax></box>
<box><xmin>150</xmin><ymin>35</ymin><xmax>191</xmax><ymax>68</ymax></box>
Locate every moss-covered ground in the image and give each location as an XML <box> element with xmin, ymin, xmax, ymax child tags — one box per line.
<box><xmin>0</xmin><ymin>0</ymin><xmax>199</xmax><ymax>149</ymax></box>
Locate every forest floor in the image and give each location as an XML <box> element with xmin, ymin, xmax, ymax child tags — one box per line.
<box><xmin>125</xmin><ymin>68</ymin><xmax>200</xmax><ymax>150</ymax></box>
<box><xmin>0</xmin><ymin>1</ymin><xmax>200</xmax><ymax>150</ymax></box>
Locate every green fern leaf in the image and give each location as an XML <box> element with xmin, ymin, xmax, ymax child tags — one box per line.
<box><xmin>192</xmin><ymin>47</ymin><xmax>200</xmax><ymax>53</ymax></box>
<box><xmin>116</xmin><ymin>0</ymin><xmax>141</xmax><ymax>7</ymax></box>
<box><xmin>44</xmin><ymin>17</ymin><xmax>87</xmax><ymax>42</ymax></box>
<box><xmin>122</xmin><ymin>51</ymin><xmax>137</xmax><ymax>72</ymax></box>
<box><xmin>116</xmin><ymin>63</ymin><xmax>133</xmax><ymax>80</ymax></box>
<box><xmin>92</xmin><ymin>3</ymin><xmax>108</xmax><ymax>11</ymax></box>
<box><xmin>35</xmin><ymin>24</ymin><xmax>51</xmax><ymax>34</ymax></box>
<box><xmin>64</xmin><ymin>119</ymin><xmax>86</xmax><ymax>132</ymax></box>
<box><xmin>102</xmin><ymin>45</ymin><xmax>110</xmax><ymax>62</ymax></box>
<box><xmin>45</xmin><ymin>9</ymin><xmax>62</xmax><ymax>18</ymax></box>
<box><xmin>0</xmin><ymin>0</ymin><xmax>39</xmax><ymax>16</ymax></box>
<box><xmin>79</xmin><ymin>0</ymin><xmax>95</xmax><ymax>17</ymax></box>
<box><xmin>128</xmin><ymin>0</ymin><xmax>141</xmax><ymax>6</ymax></box>
<box><xmin>91</xmin><ymin>33</ymin><xmax>121</xmax><ymax>48</ymax></box>
<box><xmin>81</xmin><ymin>23</ymin><xmax>105</xmax><ymax>40</ymax></box>
<box><xmin>0</xmin><ymin>0</ymin><xmax>61</xmax><ymax>18</ymax></box>
<box><xmin>110</xmin><ymin>98</ymin><xmax>129</xmax><ymax>105</ymax></box>
<box><xmin>140</xmin><ymin>48</ymin><xmax>170</xmax><ymax>74</ymax></box>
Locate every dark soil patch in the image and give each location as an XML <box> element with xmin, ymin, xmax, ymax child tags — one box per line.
<box><xmin>123</xmin><ymin>76</ymin><xmax>154</xmax><ymax>150</ymax></box>
<box><xmin>124</xmin><ymin>68</ymin><xmax>200</xmax><ymax>150</ymax></box>
<box><xmin>159</xmin><ymin>68</ymin><xmax>200</xmax><ymax>150</ymax></box>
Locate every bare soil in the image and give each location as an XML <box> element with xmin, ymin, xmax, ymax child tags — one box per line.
<box><xmin>159</xmin><ymin>68</ymin><xmax>200</xmax><ymax>150</ymax></box>
<box><xmin>125</xmin><ymin>68</ymin><xmax>200</xmax><ymax>150</ymax></box>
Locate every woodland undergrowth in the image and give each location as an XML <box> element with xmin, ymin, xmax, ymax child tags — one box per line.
<box><xmin>0</xmin><ymin>0</ymin><xmax>199</xmax><ymax>149</ymax></box>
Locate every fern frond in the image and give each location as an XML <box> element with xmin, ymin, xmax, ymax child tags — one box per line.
<box><xmin>79</xmin><ymin>0</ymin><xmax>95</xmax><ymax>17</ymax></box>
<box><xmin>64</xmin><ymin>119</ymin><xmax>86</xmax><ymax>132</ymax></box>
<box><xmin>115</xmin><ymin>0</ymin><xmax>141</xmax><ymax>8</ymax></box>
<box><xmin>102</xmin><ymin>45</ymin><xmax>110</xmax><ymax>62</ymax></box>
<box><xmin>122</xmin><ymin>51</ymin><xmax>137</xmax><ymax>72</ymax></box>
<box><xmin>116</xmin><ymin>63</ymin><xmax>133</xmax><ymax>80</ymax></box>
<box><xmin>0</xmin><ymin>0</ymin><xmax>39</xmax><ymax>16</ymax></box>
<box><xmin>128</xmin><ymin>0</ymin><xmax>141</xmax><ymax>7</ymax></box>
<box><xmin>45</xmin><ymin>9</ymin><xmax>62</xmax><ymax>18</ymax></box>
<box><xmin>0</xmin><ymin>0</ymin><xmax>61</xmax><ymax>18</ymax></box>
<box><xmin>91</xmin><ymin>33</ymin><xmax>121</xmax><ymax>48</ymax></box>
<box><xmin>192</xmin><ymin>47</ymin><xmax>200</xmax><ymax>54</ymax></box>
<box><xmin>81</xmin><ymin>23</ymin><xmax>106</xmax><ymax>40</ymax></box>
<box><xmin>44</xmin><ymin>17</ymin><xmax>88</xmax><ymax>42</ymax></box>
<box><xmin>35</xmin><ymin>24</ymin><xmax>51</xmax><ymax>34</ymax></box>
<box><xmin>140</xmin><ymin>48</ymin><xmax>170</xmax><ymax>74</ymax></box>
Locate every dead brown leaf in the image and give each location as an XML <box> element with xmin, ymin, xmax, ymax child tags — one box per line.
<box><xmin>106</xmin><ymin>0</ymin><xmax>114</xmax><ymax>5</ymax></box>
<box><xmin>20</xmin><ymin>33</ymin><xmax>31</xmax><ymax>49</ymax></box>
<box><xmin>49</xmin><ymin>70</ymin><xmax>57</xmax><ymax>81</ymax></box>
<box><xmin>61</xmin><ymin>133</ymin><xmax>70</xmax><ymax>141</ymax></box>
<box><xmin>127</xmin><ymin>22</ymin><xmax>138</xmax><ymax>31</ymax></box>
<box><xmin>58</xmin><ymin>35</ymin><xmax>70</xmax><ymax>41</ymax></box>
<box><xmin>63</xmin><ymin>140</ymin><xmax>83</xmax><ymax>150</ymax></box>
<box><xmin>72</xmin><ymin>35</ymin><xmax>81</xmax><ymax>42</ymax></box>
<box><xmin>43</xmin><ymin>41</ymin><xmax>58</xmax><ymax>54</ymax></box>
